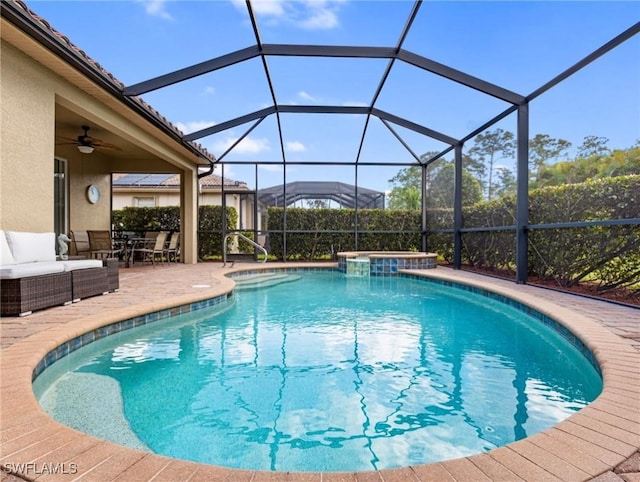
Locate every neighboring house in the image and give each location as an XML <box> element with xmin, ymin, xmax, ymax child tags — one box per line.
<box><xmin>1</xmin><ymin>0</ymin><xmax>216</xmax><ymax>263</ymax></box>
<box><xmin>112</xmin><ymin>172</ymin><xmax>249</xmax><ymax>209</ymax></box>
<box><xmin>112</xmin><ymin>172</ymin><xmax>257</xmax><ymax>232</ymax></box>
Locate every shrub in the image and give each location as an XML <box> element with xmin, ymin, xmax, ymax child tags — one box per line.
<box><xmin>266</xmin><ymin>207</ymin><xmax>421</xmax><ymax>259</ymax></box>
<box><xmin>429</xmin><ymin>175</ymin><xmax>640</xmax><ymax>292</ymax></box>
<box><xmin>113</xmin><ymin>175</ymin><xmax>638</xmax><ymax>295</ymax></box>
<box><xmin>113</xmin><ymin>205</ymin><xmax>238</xmax><ymax>259</ymax></box>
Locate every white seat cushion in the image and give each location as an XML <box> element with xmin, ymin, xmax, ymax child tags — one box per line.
<box><xmin>62</xmin><ymin>259</ymin><xmax>104</xmax><ymax>271</ymax></box>
<box><xmin>0</xmin><ymin>230</ymin><xmax>16</xmax><ymax>265</ymax></box>
<box><xmin>5</xmin><ymin>231</ymin><xmax>56</xmax><ymax>263</ymax></box>
<box><xmin>0</xmin><ymin>261</ymin><xmax>65</xmax><ymax>280</ymax></box>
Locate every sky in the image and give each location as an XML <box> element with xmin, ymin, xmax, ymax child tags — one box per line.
<box><xmin>27</xmin><ymin>0</ymin><xmax>640</xmax><ymax>193</ymax></box>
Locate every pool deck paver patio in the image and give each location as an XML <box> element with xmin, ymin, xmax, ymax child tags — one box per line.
<box><xmin>1</xmin><ymin>262</ymin><xmax>638</xmax><ymax>481</ymax></box>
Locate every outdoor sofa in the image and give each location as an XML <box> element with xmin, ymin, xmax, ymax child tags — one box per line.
<box><xmin>0</xmin><ymin>230</ymin><xmax>119</xmax><ymax>316</ymax></box>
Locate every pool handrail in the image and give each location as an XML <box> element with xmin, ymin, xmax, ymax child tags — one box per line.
<box><xmin>223</xmin><ymin>233</ymin><xmax>268</xmax><ymax>266</ymax></box>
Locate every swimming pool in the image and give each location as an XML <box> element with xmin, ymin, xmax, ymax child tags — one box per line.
<box><xmin>33</xmin><ymin>270</ymin><xmax>602</xmax><ymax>472</ymax></box>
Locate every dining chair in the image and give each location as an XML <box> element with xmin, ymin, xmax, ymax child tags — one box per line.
<box><xmin>164</xmin><ymin>232</ymin><xmax>180</xmax><ymax>263</ymax></box>
<box><xmin>131</xmin><ymin>231</ymin><xmax>168</xmax><ymax>266</ymax></box>
<box><xmin>88</xmin><ymin>230</ymin><xmax>122</xmax><ymax>260</ymax></box>
<box><xmin>70</xmin><ymin>230</ymin><xmax>91</xmax><ymax>257</ymax></box>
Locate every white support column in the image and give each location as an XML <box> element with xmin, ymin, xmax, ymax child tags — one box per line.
<box><xmin>181</xmin><ymin>168</ymin><xmax>199</xmax><ymax>264</ymax></box>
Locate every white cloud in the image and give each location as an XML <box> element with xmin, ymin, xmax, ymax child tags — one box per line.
<box><xmin>174</xmin><ymin>121</ymin><xmax>215</xmax><ymax>135</ymax></box>
<box><xmin>299</xmin><ymin>7</ymin><xmax>338</xmax><ymax>30</ymax></box>
<box><xmin>213</xmin><ymin>136</ymin><xmax>271</xmax><ymax>155</ymax></box>
<box><xmin>298</xmin><ymin>1</ymin><xmax>343</xmax><ymax>30</ymax></box>
<box><xmin>139</xmin><ymin>0</ymin><xmax>173</xmax><ymax>20</ymax></box>
<box><xmin>219</xmin><ymin>165</ymin><xmax>236</xmax><ymax>179</ymax></box>
<box><xmin>204</xmin><ymin>86</ymin><xmax>215</xmax><ymax>95</ymax></box>
<box><xmin>342</xmin><ymin>100</ymin><xmax>369</xmax><ymax>107</ymax></box>
<box><xmin>258</xmin><ymin>164</ymin><xmax>284</xmax><ymax>173</ymax></box>
<box><xmin>230</xmin><ymin>0</ymin><xmax>286</xmax><ymax>16</ymax></box>
<box><xmin>296</xmin><ymin>92</ymin><xmax>368</xmax><ymax>107</ymax></box>
<box><xmin>298</xmin><ymin>91</ymin><xmax>318</xmax><ymax>102</ymax></box>
<box><xmin>230</xmin><ymin>0</ymin><xmax>342</xmax><ymax>30</ymax></box>
<box><xmin>249</xmin><ymin>0</ymin><xmax>287</xmax><ymax>16</ymax></box>
<box><xmin>286</xmin><ymin>141</ymin><xmax>306</xmax><ymax>152</ymax></box>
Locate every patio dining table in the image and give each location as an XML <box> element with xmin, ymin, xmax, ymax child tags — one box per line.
<box><xmin>115</xmin><ymin>237</ymin><xmax>156</xmax><ymax>268</ymax></box>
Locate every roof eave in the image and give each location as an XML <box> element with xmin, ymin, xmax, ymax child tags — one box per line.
<box><xmin>0</xmin><ymin>0</ymin><xmax>215</xmax><ymax>166</ymax></box>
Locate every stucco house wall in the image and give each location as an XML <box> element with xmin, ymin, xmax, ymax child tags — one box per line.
<box><xmin>1</xmin><ymin>41</ymin><xmax>58</xmax><ymax>231</ymax></box>
<box><xmin>1</xmin><ymin>9</ymin><xmax>212</xmax><ymax>263</ymax></box>
<box><xmin>1</xmin><ymin>40</ymin><xmax>184</xmax><ymax>233</ymax></box>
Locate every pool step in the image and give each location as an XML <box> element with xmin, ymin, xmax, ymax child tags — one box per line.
<box><xmin>232</xmin><ymin>273</ymin><xmax>301</xmax><ymax>289</ymax></box>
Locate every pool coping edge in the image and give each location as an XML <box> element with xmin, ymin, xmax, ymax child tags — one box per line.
<box><xmin>1</xmin><ymin>263</ymin><xmax>638</xmax><ymax>481</ymax></box>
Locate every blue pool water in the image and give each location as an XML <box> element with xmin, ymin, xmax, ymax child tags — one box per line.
<box><xmin>34</xmin><ymin>271</ymin><xmax>602</xmax><ymax>472</ymax></box>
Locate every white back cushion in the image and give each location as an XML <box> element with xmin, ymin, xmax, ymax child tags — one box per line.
<box><xmin>6</xmin><ymin>231</ymin><xmax>56</xmax><ymax>263</ymax></box>
<box><xmin>0</xmin><ymin>230</ymin><xmax>16</xmax><ymax>265</ymax></box>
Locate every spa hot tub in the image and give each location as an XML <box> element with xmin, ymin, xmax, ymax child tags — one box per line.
<box><xmin>337</xmin><ymin>251</ymin><xmax>437</xmax><ymax>276</ymax></box>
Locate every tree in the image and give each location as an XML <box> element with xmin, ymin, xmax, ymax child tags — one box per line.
<box><xmin>537</xmin><ymin>144</ymin><xmax>640</xmax><ymax>186</ymax></box>
<box><xmin>577</xmin><ymin>135</ymin><xmax>610</xmax><ymax>158</ymax></box>
<box><xmin>537</xmin><ymin>160</ymin><xmax>583</xmax><ymax>186</ymax></box>
<box><xmin>467</xmin><ymin>129</ymin><xmax>515</xmax><ymax>200</ymax></box>
<box><xmin>529</xmin><ymin>133</ymin><xmax>572</xmax><ymax>185</ymax></box>
<box><xmin>306</xmin><ymin>199</ymin><xmax>330</xmax><ymax>209</ymax></box>
<box><xmin>387</xmin><ymin>165</ymin><xmax>422</xmax><ymax>210</ymax></box>
<box><xmin>387</xmin><ymin>154</ymin><xmax>483</xmax><ymax>210</ymax></box>
<box><xmin>428</xmin><ymin>161</ymin><xmax>483</xmax><ymax>208</ymax></box>
<box><xmin>605</xmin><ymin>146</ymin><xmax>640</xmax><ymax>177</ymax></box>
<box><xmin>493</xmin><ymin>166</ymin><xmax>516</xmax><ymax>198</ymax></box>
<box><xmin>461</xmin><ymin>153</ymin><xmax>486</xmax><ymax>181</ymax></box>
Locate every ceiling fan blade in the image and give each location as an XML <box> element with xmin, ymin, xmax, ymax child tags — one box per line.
<box><xmin>56</xmin><ymin>135</ymin><xmax>80</xmax><ymax>143</ymax></box>
<box><xmin>95</xmin><ymin>142</ymin><xmax>122</xmax><ymax>151</ymax></box>
<box><xmin>86</xmin><ymin>136</ymin><xmax>120</xmax><ymax>150</ymax></box>
<box><xmin>57</xmin><ymin>127</ymin><xmax>122</xmax><ymax>151</ymax></box>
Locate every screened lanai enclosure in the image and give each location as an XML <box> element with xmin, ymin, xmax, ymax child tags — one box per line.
<box><xmin>36</xmin><ymin>1</ymin><xmax>638</xmax><ymax>297</ymax></box>
<box><xmin>118</xmin><ymin>0</ymin><xmax>640</xmax><ymax>295</ymax></box>
<box><xmin>257</xmin><ymin>182</ymin><xmax>385</xmax><ymax>210</ymax></box>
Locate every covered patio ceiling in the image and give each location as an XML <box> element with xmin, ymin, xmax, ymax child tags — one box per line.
<box><xmin>55</xmin><ymin>105</ymin><xmax>155</xmax><ymax>163</ymax></box>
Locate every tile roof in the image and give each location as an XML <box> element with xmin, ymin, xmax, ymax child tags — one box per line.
<box><xmin>112</xmin><ymin>173</ymin><xmax>247</xmax><ymax>189</ymax></box>
<box><xmin>8</xmin><ymin>0</ymin><xmax>216</xmax><ymax>163</ymax></box>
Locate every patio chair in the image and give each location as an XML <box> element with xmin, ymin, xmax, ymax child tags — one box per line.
<box><xmin>70</xmin><ymin>230</ymin><xmax>91</xmax><ymax>257</ymax></box>
<box><xmin>163</xmin><ymin>232</ymin><xmax>180</xmax><ymax>263</ymax></box>
<box><xmin>144</xmin><ymin>231</ymin><xmax>159</xmax><ymax>242</ymax></box>
<box><xmin>88</xmin><ymin>230</ymin><xmax>122</xmax><ymax>260</ymax></box>
<box><xmin>131</xmin><ymin>231</ymin><xmax>168</xmax><ymax>266</ymax></box>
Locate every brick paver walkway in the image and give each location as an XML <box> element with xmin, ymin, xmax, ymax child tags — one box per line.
<box><xmin>1</xmin><ymin>262</ymin><xmax>638</xmax><ymax>481</ymax></box>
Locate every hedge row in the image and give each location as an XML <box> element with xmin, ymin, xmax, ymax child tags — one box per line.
<box><xmin>434</xmin><ymin>175</ymin><xmax>640</xmax><ymax>293</ymax></box>
<box><xmin>529</xmin><ymin>175</ymin><xmax>639</xmax><ymax>292</ymax></box>
<box><xmin>112</xmin><ymin>205</ymin><xmax>238</xmax><ymax>259</ymax></box>
<box><xmin>266</xmin><ymin>175</ymin><xmax>639</xmax><ymax>293</ymax></box>
<box><xmin>266</xmin><ymin>208</ymin><xmax>422</xmax><ymax>259</ymax></box>
<box><xmin>112</xmin><ymin>175</ymin><xmax>638</xmax><ymax>294</ymax></box>
<box><xmin>112</xmin><ymin>206</ymin><xmax>181</xmax><ymax>233</ymax></box>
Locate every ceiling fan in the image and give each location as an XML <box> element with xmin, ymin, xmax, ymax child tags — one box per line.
<box><xmin>57</xmin><ymin>125</ymin><xmax>120</xmax><ymax>154</ymax></box>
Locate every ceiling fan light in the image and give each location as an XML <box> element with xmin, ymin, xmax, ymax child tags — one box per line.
<box><xmin>77</xmin><ymin>144</ymin><xmax>94</xmax><ymax>154</ymax></box>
